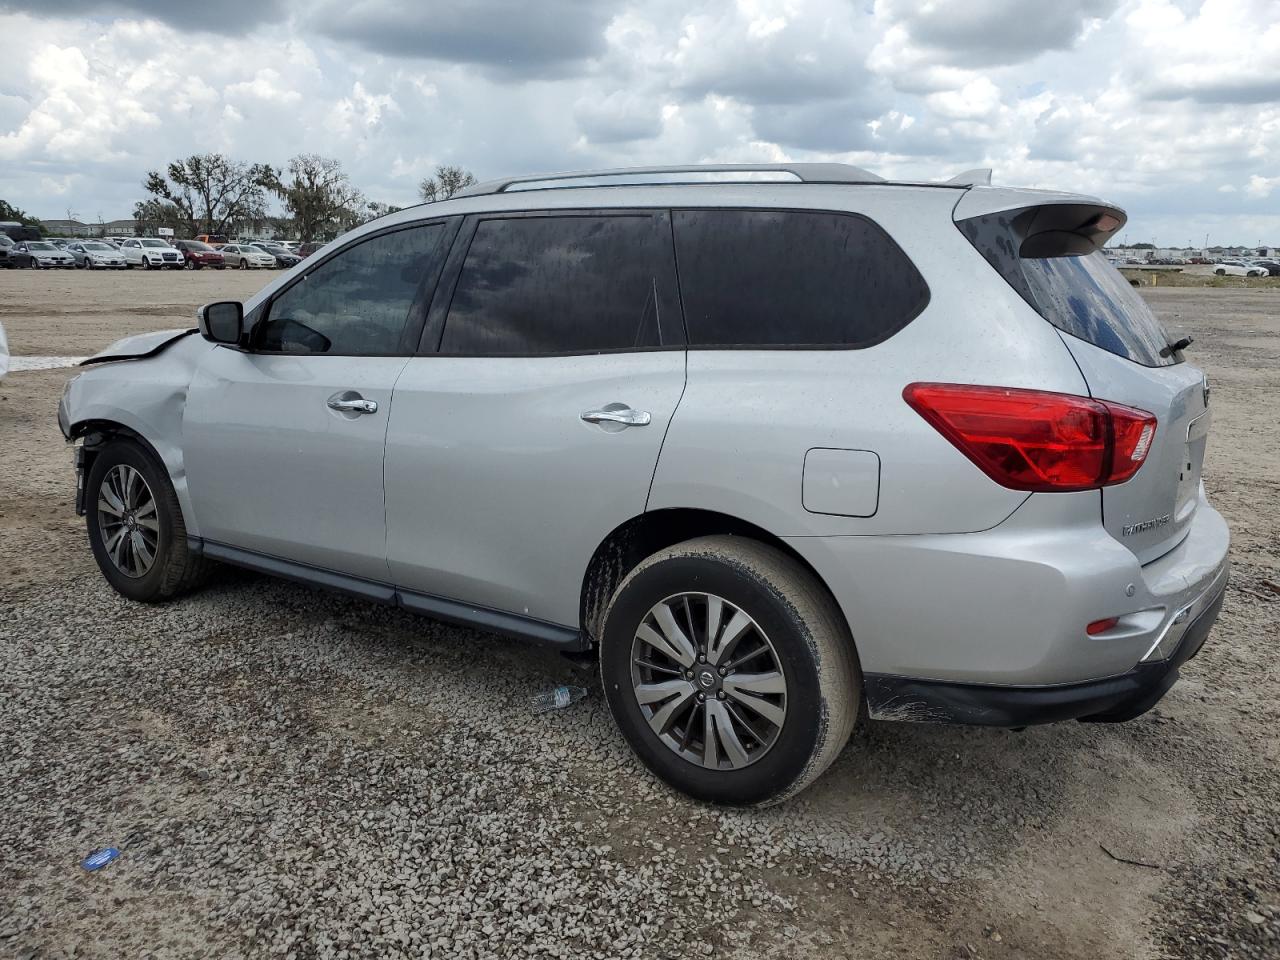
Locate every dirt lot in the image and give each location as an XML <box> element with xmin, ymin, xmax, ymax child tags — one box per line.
<box><xmin>0</xmin><ymin>272</ymin><xmax>1277</xmax><ymax>959</ymax></box>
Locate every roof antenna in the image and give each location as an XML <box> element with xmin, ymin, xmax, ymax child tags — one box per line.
<box><xmin>946</xmin><ymin>168</ymin><xmax>992</xmax><ymax>186</ymax></box>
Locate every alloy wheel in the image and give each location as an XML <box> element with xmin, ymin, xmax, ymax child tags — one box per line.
<box><xmin>96</xmin><ymin>464</ymin><xmax>160</xmax><ymax>578</ymax></box>
<box><xmin>630</xmin><ymin>592</ymin><xmax>787</xmax><ymax>770</ymax></box>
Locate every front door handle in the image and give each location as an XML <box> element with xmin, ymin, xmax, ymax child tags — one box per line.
<box><xmin>581</xmin><ymin>406</ymin><xmax>651</xmax><ymax>427</ymax></box>
<box><xmin>327</xmin><ymin>395</ymin><xmax>378</xmax><ymax>415</ymax></box>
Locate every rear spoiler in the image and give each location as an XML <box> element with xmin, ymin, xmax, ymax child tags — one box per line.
<box><xmin>953</xmin><ymin>190</ymin><xmax>1127</xmax><ymax>257</ymax></box>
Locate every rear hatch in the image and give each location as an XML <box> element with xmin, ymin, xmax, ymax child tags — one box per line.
<box><xmin>955</xmin><ymin>197</ymin><xmax>1207</xmax><ymax>564</ymax></box>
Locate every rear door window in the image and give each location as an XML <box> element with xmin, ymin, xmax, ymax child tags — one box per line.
<box><xmin>672</xmin><ymin>209</ymin><xmax>929</xmax><ymax>347</ymax></box>
<box><xmin>958</xmin><ymin>211</ymin><xmax>1177</xmax><ymax>367</ymax></box>
<box><xmin>439</xmin><ymin>214</ymin><xmax>675</xmax><ymax>355</ymax></box>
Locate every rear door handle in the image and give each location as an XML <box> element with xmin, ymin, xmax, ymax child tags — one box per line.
<box><xmin>327</xmin><ymin>394</ymin><xmax>378</xmax><ymax>415</ymax></box>
<box><xmin>581</xmin><ymin>407</ymin><xmax>651</xmax><ymax>427</ymax></box>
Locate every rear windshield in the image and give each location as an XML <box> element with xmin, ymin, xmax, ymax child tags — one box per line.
<box><xmin>959</xmin><ymin>211</ymin><xmax>1177</xmax><ymax>367</ymax></box>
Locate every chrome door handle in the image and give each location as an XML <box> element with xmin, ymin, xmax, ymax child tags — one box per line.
<box><xmin>327</xmin><ymin>397</ymin><xmax>378</xmax><ymax>415</ymax></box>
<box><xmin>581</xmin><ymin>407</ymin><xmax>651</xmax><ymax>427</ymax></box>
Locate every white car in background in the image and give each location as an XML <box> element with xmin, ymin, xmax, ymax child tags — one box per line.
<box><xmin>1212</xmin><ymin>260</ymin><xmax>1265</xmax><ymax>277</ymax></box>
<box><xmin>217</xmin><ymin>243</ymin><xmax>276</xmax><ymax>270</ymax></box>
<box><xmin>119</xmin><ymin>238</ymin><xmax>184</xmax><ymax>270</ymax></box>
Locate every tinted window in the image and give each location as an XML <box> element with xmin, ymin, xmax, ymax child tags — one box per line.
<box><xmin>440</xmin><ymin>215</ymin><xmax>666</xmax><ymax>355</ymax></box>
<box><xmin>258</xmin><ymin>224</ymin><xmax>446</xmax><ymax>355</ymax></box>
<box><xmin>673</xmin><ymin>210</ymin><xmax>928</xmax><ymax>347</ymax></box>
<box><xmin>959</xmin><ymin>210</ymin><xmax>1177</xmax><ymax>367</ymax></box>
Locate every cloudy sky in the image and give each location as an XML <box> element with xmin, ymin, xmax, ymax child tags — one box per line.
<box><xmin>0</xmin><ymin>0</ymin><xmax>1276</xmax><ymax>245</ymax></box>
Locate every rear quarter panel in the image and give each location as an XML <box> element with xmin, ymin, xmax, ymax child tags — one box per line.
<box><xmin>648</xmin><ymin>186</ymin><xmax>1091</xmax><ymax>536</ymax></box>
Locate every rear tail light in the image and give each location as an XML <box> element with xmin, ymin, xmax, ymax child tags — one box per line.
<box><xmin>902</xmin><ymin>383</ymin><xmax>1157</xmax><ymax>492</ymax></box>
<box><xmin>1086</xmin><ymin>617</ymin><xmax>1120</xmax><ymax>635</ymax></box>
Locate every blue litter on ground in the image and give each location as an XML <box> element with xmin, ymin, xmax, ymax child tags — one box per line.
<box><xmin>81</xmin><ymin>848</ymin><xmax>121</xmax><ymax>871</ymax></box>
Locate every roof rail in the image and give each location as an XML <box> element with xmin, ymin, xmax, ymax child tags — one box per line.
<box><xmin>451</xmin><ymin>163</ymin><xmax>885</xmax><ymax>199</ymax></box>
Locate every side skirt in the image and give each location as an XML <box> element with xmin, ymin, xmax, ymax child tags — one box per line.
<box><xmin>193</xmin><ymin>539</ymin><xmax>589</xmax><ymax>652</ymax></box>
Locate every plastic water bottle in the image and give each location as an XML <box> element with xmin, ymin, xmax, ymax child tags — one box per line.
<box><xmin>530</xmin><ymin>685</ymin><xmax>587</xmax><ymax>714</ymax></box>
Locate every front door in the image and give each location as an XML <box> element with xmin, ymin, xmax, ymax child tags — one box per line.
<box><xmin>183</xmin><ymin>220</ymin><xmax>454</xmax><ymax>582</ymax></box>
<box><xmin>384</xmin><ymin>210</ymin><xmax>687</xmax><ymax>627</ymax></box>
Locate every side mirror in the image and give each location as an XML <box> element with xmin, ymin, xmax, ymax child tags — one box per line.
<box><xmin>198</xmin><ymin>301</ymin><xmax>243</xmax><ymax>345</ymax></box>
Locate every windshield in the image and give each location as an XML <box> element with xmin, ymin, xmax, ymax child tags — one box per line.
<box><xmin>141</xmin><ymin>239</ymin><xmax>169</xmax><ymax>248</ymax></box>
<box><xmin>82</xmin><ymin>242</ymin><xmax>110</xmax><ymax>250</ymax></box>
<box><xmin>28</xmin><ymin>242</ymin><xmax>54</xmax><ymax>250</ymax></box>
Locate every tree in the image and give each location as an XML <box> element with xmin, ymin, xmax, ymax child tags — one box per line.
<box><xmin>364</xmin><ymin>200</ymin><xmax>403</xmax><ymax>223</ymax></box>
<box><xmin>132</xmin><ymin>198</ymin><xmax>190</xmax><ymax>237</ymax></box>
<box><xmin>0</xmin><ymin>199</ymin><xmax>42</xmax><ymax>229</ymax></box>
<box><xmin>418</xmin><ymin>165</ymin><xmax>476</xmax><ymax>203</ymax></box>
<box><xmin>275</xmin><ymin>154</ymin><xmax>365</xmax><ymax>242</ymax></box>
<box><xmin>142</xmin><ymin>154</ymin><xmax>277</xmax><ymax>236</ymax></box>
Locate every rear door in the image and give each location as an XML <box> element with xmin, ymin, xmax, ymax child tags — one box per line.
<box><xmin>384</xmin><ymin>210</ymin><xmax>686</xmax><ymax>628</ymax></box>
<box><xmin>957</xmin><ymin>203</ymin><xmax>1206</xmax><ymax>563</ymax></box>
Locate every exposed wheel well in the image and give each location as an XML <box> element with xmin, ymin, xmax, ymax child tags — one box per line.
<box><xmin>68</xmin><ymin>420</ymin><xmax>165</xmax><ymax>512</ymax></box>
<box><xmin>579</xmin><ymin>508</ymin><xmax>845</xmax><ymax>644</ymax></box>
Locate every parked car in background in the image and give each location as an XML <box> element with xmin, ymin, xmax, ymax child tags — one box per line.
<box><xmin>173</xmin><ymin>239</ymin><xmax>226</xmax><ymax>270</ymax></box>
<box><xmin>15</xmin><ymin>240</ymin><xmax>75</xmax><ymax>268</ymax></box>
<box><xmin>296</xmin><ymin>241</ymin><xmax>324</xmax><ymax>258</ymax></box>
<box><xmin>67</xmin><ymin>240</ymin><xmax>127</xmax><ymax>269</ymax></box>
<box><xmin>119</xmin><ymin>238</ymin><xmax>183</xmax><ymax>270</ymax></box>
<box><xmin>195</xmin><ymin>234</ymin><xmax>228</xmax><ymax>247</ymax></box>
<box><xmin>1213</xmin><ymin>261</ymin><xmax>1265</xmax><ymax>277</ymax></box>
<box><xmin>1248</xmin><ymin>260</ymin><xmax>1280</xmax><ymax>277</ymax></box>
<box><xmin>104</xmin><ymin>236</ymin><xmax>132</xmax><ymax>247</ymax></box>
<box><xmin>0</xmin><ymin>222</ymin><xmax>41</xmax><ymax>242</ymax></box>
<box><xmin>0</xmin><ymin>233</ymin><xmax>14</xmax><ymax>268</ymax></box>
<box><xmin>251</xmin><ymin>242</ymin><xmax>302</xmax><ymax>268</ymax></box>
<box><xmin>49</xmin><ymin>238</ymin><xmax>73</xmax><ymax>249</ymax></box>
<box><xmin>217</xmin><ymin>243</ymin><xmax>276</xmax><ymax>270</ymax></box>
<box><xmin>58</xmin><ymin>163</ymin><xmax>1229</xmax><ymax>806</ymax></box>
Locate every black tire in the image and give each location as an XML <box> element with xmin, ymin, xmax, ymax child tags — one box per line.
<box><xmin>239</xmin><ymin>259</ymin><xmax>248</xmax><ymax>270</ymax></box>
<box><xmin>1215</xmin><ymin>269</ymin><xmax>1225</xmax><ymax>276</ymax></box>
<box><xmin>85</xmin><ymin>439</ymin><xmax>211</xmax><ymax>603</ymax></box>
<box><xmin>599</xmin><ymin>535</ymin><xmax>860</xmax><ymax>806</ymax></box>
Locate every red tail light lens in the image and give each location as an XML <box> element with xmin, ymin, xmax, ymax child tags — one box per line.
<box><xmin>903</xmin><ymin>383</ymin><xmax>1156</xmax><ymax>492</ymax></box>
<box><xmin>1086</xmin><ymin>617</ymin><xmax>1120</xmax><ymax>635</ymax></box>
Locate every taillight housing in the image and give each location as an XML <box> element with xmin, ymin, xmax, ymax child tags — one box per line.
<box><xmin>903</xmin><ymin>383</ymin><xmax>1157</xmax><ymax>492</ymax></box>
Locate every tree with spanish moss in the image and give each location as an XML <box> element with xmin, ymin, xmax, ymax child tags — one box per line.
<box><xmin>276</xmin><ymin>154</ymin><xmax>365</xmax><ymax>243</ymax></box>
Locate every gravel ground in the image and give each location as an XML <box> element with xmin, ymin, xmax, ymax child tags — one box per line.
<box><xmin>0</xmin><ymin>273</ymin><xmax>1277</xmax><ymax>959</ymax></box>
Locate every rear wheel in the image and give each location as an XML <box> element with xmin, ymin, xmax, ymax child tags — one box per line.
<box><xmin>1215</xmin><ymin>268</ymin><xmax>1225</xmax><ymax>276</ymax></box>
<box><xmin>599</xmin><ymin>536</ymin><xmax>859</xmax><ymax>806</ymax></box>
<box><xmin>85</xmin><ymin>439</ymin><xmax>211</xmax><ymax>602</ymax></box>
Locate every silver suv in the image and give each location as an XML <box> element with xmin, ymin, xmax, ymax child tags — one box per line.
<box><xmin>59</xmin><ymin>164</ymin><xmax>1230</xmax><ymax>805</ymax></box>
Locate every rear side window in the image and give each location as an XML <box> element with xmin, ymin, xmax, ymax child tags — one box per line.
<box><xmin>672</xmin><ymin>210</ymin><xmax>929</xmax><ymax>347</ymax></box>
<box><xmin>440</xmin><ymin>215</ymin><xmax>668</xmax><ymax>355</ymax></box>
<box><xmin>959</xmin><ymin>210</ymin><xmax>1177</xmax><ymax>367</ymax></box>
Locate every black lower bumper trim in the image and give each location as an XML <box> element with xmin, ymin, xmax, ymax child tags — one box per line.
<box><xmin>864</xmin><ymin>582</ymin><xmax>1226</xmax><ymax>728</ymax></box>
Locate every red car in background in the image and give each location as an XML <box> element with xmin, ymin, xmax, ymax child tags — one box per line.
<box><xmin>173</xmin><ymin>239</ymin><xmax>226</xmax><ymax>270</ymax></box>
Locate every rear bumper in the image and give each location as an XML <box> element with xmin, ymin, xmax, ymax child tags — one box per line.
<box><xmin>786</xmin><ymin>487</ymin><xmax>1230</xmax><ymax>686</ymax></box>
<box><xmin>862</xmin><ymin>570</ymin><xmax>1227</xmax><ymax>726</ymax></box>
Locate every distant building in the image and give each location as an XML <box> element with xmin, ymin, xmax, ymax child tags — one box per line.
<box><xmin>40</xmin><ymin>218</ymin><xmax>98</xmax><ymax>237</ymax></box>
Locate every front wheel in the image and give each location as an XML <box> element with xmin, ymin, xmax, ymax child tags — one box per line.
<box><xmin>85</xmin><ymin>439</ymin><xmax>211</xmax><ymax>602</ymax></box>
<box><xmin>239</xmin><ymin>259</ymin><xmax>248</xmax><ymax>270</ymax></box>
<box><xmin>1215</xmin><ymin>269</ymin><xmax>1226</xmax><ymax>276</ymax></box>
<box><xmin>600</xmin><ymin>536</ymin><xmax>860</xmax><ymax>806</ymax></box>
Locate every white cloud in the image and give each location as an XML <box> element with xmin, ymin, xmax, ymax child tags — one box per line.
<box><xmin>0</xmin><ymin>1</ymin><xmax>1275</xmax><ymax>244</ymax></box>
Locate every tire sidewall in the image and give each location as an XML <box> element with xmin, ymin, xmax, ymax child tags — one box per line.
<box><xmin>600</xmin><ymin>551</ymin><xmax>829</xmax><ymax>806</ymax></box>
<box><xmin>85</xmin><ymin>441</ymin><xmax>180</xmax><ymax>602</ymax></box>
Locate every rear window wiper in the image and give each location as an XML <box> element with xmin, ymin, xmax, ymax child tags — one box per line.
<box><xmin>1161</xmin><ymin>335</ymin><xmax>1193</xmax><ymax>357</ymax></box>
